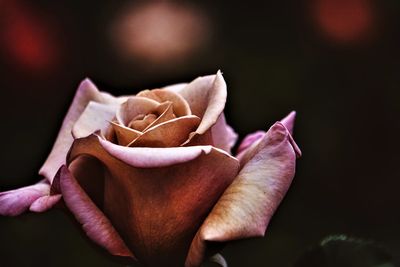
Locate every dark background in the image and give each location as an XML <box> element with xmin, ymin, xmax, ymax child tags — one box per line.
<box><xmin>0</xmin><ymin>0</ymin><xmax>399</xmax><ymax>266</ymax></box>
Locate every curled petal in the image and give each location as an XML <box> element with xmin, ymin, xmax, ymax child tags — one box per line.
<box><xmin>39</xmin><ymin>79</ymin><xmax>125</xmax><ymax>182</ymax></box>
<box><xmin>56</xmin><ymin>165</ymin><xmax>134</xmax><ymax>258</ymax></box>
<box><xmin>72</xmin><ymin>101</ymin><xmax>117</xmax><ymax>139</ymax></box>
<box><xmin>281</xmin><ymin>111</ymin><xmax>296</xmax><ymax>135</ymax></box>
<box><xmin>129</xmin><ymin>115</ymin><xmax>201</xmax><ymax>147</ymax></box>
<box><xmin>185</xmin><ymin>122</ymin><xmax>300</xmax><ymax>267</ymax></box>
<box><xmin>0</xmin><ymin>180</ymin><xmax>50</xmax><ymax>216</ymax></box>
<box><xmin>237</xmin><ymin>111</ymin><xmax>301</xmax><ymax>164</ymax></box>
<box><xmin>137</xmin><ymin>89</ymin><xmax>191</xmax><ymax>116</ymax></box>
<box><xmin>168</xmin><ymin>71</ymin><xmax>227</xmax><ymax>139</ymax></box>
<box><xmin>69</xmin><ymin>134</ymin><xmax>222</xmax><ymax>169</ymax></box>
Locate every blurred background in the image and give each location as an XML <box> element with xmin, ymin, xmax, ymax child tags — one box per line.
<box><xmin>0</xmin><ymin>0</ymin><xmax>399</xmax><ymax>266</ymax></box>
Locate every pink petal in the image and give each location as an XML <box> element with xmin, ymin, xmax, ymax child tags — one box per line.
<box><xmin>39</xmin><ymin>79</ymin><xmax>125</xmax><ymax>182</ymax></box>
<box><xmin>29</xmin><ymin>194</ymin><xmax>62</xmax><ymax>213</ymax></box>
<box><xmin>210</xmin><ymin>113</ymin><xmax>238</xmax><ymax>153</ymax></box>
<box><xmin>280</xmin><ymin>111</ymin><xmax>296</xmax><ymax>135</ymax></box>
<box><xmin>57</xmin><ymin>165</ymin><xmax>134</xmax><ymax>258</ymax></box>
<box><xmin>236</xmin><ymin>111</ymin><xmax>301</xmax><ymax>163</ymax></box>
<box><xmin>236</xmin><ymin>131</ymin><xmax>265</xmax><ymax>156</ymax></box>
<box><xmin>185</xmin><ymin>122</ymin><xmax>301</xmax><ymax>267</ymax></box>
<box><xmin>0</xmin><ymin>180</ymin><xmax>50</xmax><ymax>216</ymax></box>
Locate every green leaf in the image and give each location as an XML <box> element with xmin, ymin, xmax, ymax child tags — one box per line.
<box><xmin>294</xmin><ymin>235</ymin><xmax>398</xmax><ymax>267</ymax></box>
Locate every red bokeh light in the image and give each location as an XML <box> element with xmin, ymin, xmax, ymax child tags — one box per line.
<box><xmin>0</xmin><ymin>1</ymin><xmax>59</xmax><ymax>72</ymax></box>
<box><xmin>312</xmin><ymin>0</ymin><xmax>375</xmax><ymax>44</ymax></box>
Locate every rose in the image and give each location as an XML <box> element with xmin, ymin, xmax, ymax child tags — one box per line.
<box><xmin>0</xmin><ymin>71</ymin><xmax>301</xmax><ymax>267</ymax></box>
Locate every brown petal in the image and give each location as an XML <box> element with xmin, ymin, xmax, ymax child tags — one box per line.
<box><xmin>128</xmin><ymin>115</ymin><xmax>201</xmax><ymax>147</ymax></box>
<box><xmin>185</xmin><ymin>122</ymin><xmax>300</xmax><ymax>267</ymax></box>
<box><xmin>56</xmin><ymin>165</ymin><xmax>134</xmax><ymax>258</ymax></box>
<box><xmin>142</xmin><ymin>101</ymin><xmax>176</xmax><ymax>131</ymax></box>
<box><xmin>116</xmin><ymin>96</ymin><xmax>160</xmax><ymax>126</ymax></box>
<box><xmin>39</xmin><ymin>79</ymin><xmax>125</xmax><ymax>182</ymax></box>
<box><xmin>67</xmin><ymin>135</ymin><xmax>239</xmax><ymax>266</ymax></box>
<box><xmin>72</xmin><ymin>101</ymin><xmax>117</xmax><ymax>139</ymax></box>
<box><xmin>137</xmin><ymin>89</ymin><xmax>191</xmax><ymax>116</ymax></box>
<box><xmin>167</xmin><ymin>71</ymin><xmax>227</xmax><ymax>139</ymax></box>
<box><xmin>110</xmin><ymin>122</ymin><xmax>142</xmax><ymax>146</ymax></box>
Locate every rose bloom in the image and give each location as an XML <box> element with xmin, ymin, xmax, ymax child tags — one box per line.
<box><xmin>0</xmin><ymin>71</ymin><xmax>301</xmax><ymax>267</ymax></box>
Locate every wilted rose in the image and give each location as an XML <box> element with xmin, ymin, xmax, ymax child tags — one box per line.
<box><xmin>0</xmin><ymin>72</ymin><xmax>301</xmax><ymax>267</ymax></box>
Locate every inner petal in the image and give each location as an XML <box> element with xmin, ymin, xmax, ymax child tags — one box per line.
<box><xmin>116</xmin><ymin>97</ymin><xmax>160</xmax><ymax>126</ymax></box>
<box><xmin>128</xmin><ymin>115</ymin><xmax>201</xmax><ymax>148</ymax></box>
<box><xmin>110</xmin><ymin>121</ymin><xmax>142</xmax><ymax>146</ymax></box>
<box><xmin>137</xmin><ymin>89</ymin><xmax>191</xmax><ymax>116</ymax></box>
<box><xmin>128</xmin><ymin>113</ymin><xmax>158</xmax><ymax>131</ymax></box>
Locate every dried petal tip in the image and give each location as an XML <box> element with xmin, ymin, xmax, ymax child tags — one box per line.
<box><xmin>280</xmin><ymin>111</ymin><xmax>296</xmax><ymax>135</ymax></box>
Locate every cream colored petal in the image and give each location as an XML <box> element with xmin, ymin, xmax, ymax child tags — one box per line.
<box><xmin>116</xmin><ymin>96</ymin><xmax>160</xmax><ymax>126</ymax></box>
<box><xmin>39</xmin><ymin>79</ymin><xmax>123</xmax><ymax>182</ymax></box>
<box><xmin>72</xmin><ymin>101</ymin><xmax>117</xmax><ymax>139</ymax></box>
<box><xmin>162</xmin><ymin>83</ymin><xmax>188</xmax><ymax>94</ymax></box>
<box><xmin>137</xmin><ymin>89</ymin><xmax>191</xmax><ymax>116</ymax></box>
<box><xmin>110</xmin><ymin>122</ymin><xmax>142</xmax><ymax>146</ymax></box>
<box><xmin>128</xmin><ymin>115</ymin><xmax>201</xmax><ymax>147</ymax></box>
<box><xmin>167</xmin><ymin>71</ymin><xmax>227</xmax><ymax>138</ymax></box>
<box><xmin>185</xmin><ymin>122</ymin><xmax>301</xmax><ymax>267</ymax></box>
<box><xmin>66</xmin><ymin>135</ymin><xmax>239</xmax><ymax>267</ymax></box>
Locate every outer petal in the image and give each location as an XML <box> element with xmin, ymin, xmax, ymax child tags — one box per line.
<box><xmin>281</xmin><ymin>111</ymin><xmax>296</xmax><ymax>135</ymax></box>
<box><xmin>72</xmin><ymin>101</ymin><xmax>118</xmax><ymax>139</ymax></box>
<box><xmin>167</xmin><ymin>71</ymin><xmax>227</xmax><ymax>138</ymax></box>
<box><xmin>210</xmin><ymin>113</ymin><xmax>238</xmax><ymax>153</ymax></box>
<box><xmin>39</xmin><ymin>79</ymin><xmax>125</xmax><ymax>182</ymax></box>
<box><xmin>29</xmin><ymin>194</ymin><xmax>62</xmax><ymax>213</ymax></box>
<box><xmin>55</xmin><ymin>165</ymin><xmax>134</xmax><ymax>258</ymax></box>
<box><xmin>236</xmin><ymin>111</ymin><xmax>301</xmax><ymax>163</ymax></box>
<box><xmin>185</xmin><ymin>122</ymin><xmax>301</xmax><ymax>267</ymax></box>
<box><xmin>66</xmin><ymin>135</ymin><xmax>240</xmax><ymax>267</ymax></box>
<box><xmin>0</xmin><ymin>180</ymin><xmax>51</xmax><ymax>216</ymax></box>
<box><xmin>236</xmin><ymin>131</ymin><xmax>265</xmax><ymax>156</ymax></box>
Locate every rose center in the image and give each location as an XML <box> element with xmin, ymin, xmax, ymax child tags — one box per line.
<box><xmin>128</xmin><ymin>113</ymin><xmax>158</xmax><ymax>131</ymax></box>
